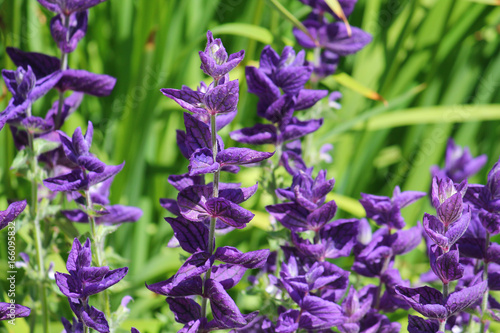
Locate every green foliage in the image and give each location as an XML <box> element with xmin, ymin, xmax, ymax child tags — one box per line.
<box><xmin>1</xmin><ymin>0</ymin><xmax>500</xmax><ymax>331</ymax></box>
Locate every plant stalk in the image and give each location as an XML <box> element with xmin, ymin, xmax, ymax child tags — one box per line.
<box><xmin>26</xmin><ymin>106</ymin><xmax>49</xmax><ymax>333</ymax></box>
<box><xmin>85</xmin><ymin>188</ymin><xmax>111</xmax><ymax>319</ymax></box>
<box><xmin>480</xmin><ymin>231</ymin><xmax>491</xmax><ymax>333</ymax></box>
<box><xmin>201</xmin><ymin>114</ymin><xmax>220</xmax><ymax>319</ymax></box>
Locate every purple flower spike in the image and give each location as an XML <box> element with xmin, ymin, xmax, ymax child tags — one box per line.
<box><xmin>1</xmin><ymin>200</ymin><xmax>27</xmax><ymax>231</ymax></box>
<box><xmin>360</xmin><ymin>186</ymin><xmax>425</xmax><ymax>229</ymax></box>
<box><xmin>0</xmin><ymin>302</ymin><xmax>31</xmax><ymax>320</ymax></box>
<box><xmin>37</xmin><ymin>0</ymin><xmax>108</xmax><ymax>15</ymax></box>
<box><xmin>50</xmin><ymin>11</ymin><xmax>88</xmax><ymax>53</ymax></box>
<box><xmin>431</xmin><ymin>139</ymin><xmax>487</xmax><ymax>183</ymax></box>
<box><xmin>199</xmin><ymin>31</ymin><xmax>245</xmax><ymax>80</ymax></box>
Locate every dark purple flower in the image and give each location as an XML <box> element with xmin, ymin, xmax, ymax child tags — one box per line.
<box><xmin>6</xmin><ymin>47</ymin><xmax>116</xmax><ymax>97</ymax></box>
<box><xmin>50</xmin><ymin>11</ymin><xmax>88</xmax><ymax>53</ymax></box>
<box><xmin>177</xmin><ymin>184</ymin><xmax>257</xmax><ymax>228</ymax></box>
<box><xmin>293</xmin><ymin>17</ymin><xmax>371</xmax><ymax>55</ymax></box>
<box><xmin>431</xmin><ymin>139</ymin><xmax>487</xmax><ymax>183</ymax></box>
<box><xmin>37</xmin><ymin>0</ymin><xmax>108</xmax><ymax>15</ymax></box>
<box><xmin>0</xmin><ymin>302</ymin><xmax>31</xmax><ymax>320</ymax></box>
<box><xmin>162</xmin><ymin>79</ymin><xmax>240</xmax><ymax>116</ymax></box>
<box><xmin>360</xmin><ymin>185</ymin><xmax>426</xmax><ymax>229</ymax></box>
<box><xmin>62</xmin><ymin>317</ymin><xmax>84</xmax><ymax>333</ymax></box>
<box><xmin>58</xmin><ymin>121</ymin><xmax>105</xmax><ymax>172</ymax></box>
<box><xmin>429</xmin><ymin>244</ymin><xmax>464</xmax><ymax>284</ymax></box>
<box><xmin>199</xmin><ymin>31</ymin><xmax>245</xmax><ymax>80</ymax></box>
<box><xmin>395</xmin><ymin>282</ymin><xmax>487</xmax><ymax>320</ymax></box>
<box><xmin>407</xmin><ymin>315</ymin><xmax>440</xmax><ymax>333</ymax></box>
<box><xmin>55</xmin><ymin>238</ymin><xmax>128</xmax><ymax>299</ymax></box>
<box><xmin>1</xmin><ymin>66</ymin><xmax>62</xmax><ymax>131</ymax></box>
<box><xmin>0</xmin><ymin>200</ymin><xmax>27</xmax><ymax>230</ymax></box>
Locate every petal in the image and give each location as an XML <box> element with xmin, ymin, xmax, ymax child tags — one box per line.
<box><xmin>205</xmin><ymin>197</ymin><xmax>254</xmax><ymax>228</ymax></box>
<box><xmin>6</xmin><ymin>47</ymin><xmax>60</xmax><ymax>79</ymax></box>
<box><xmin>281</xmin><ymin>118</ymin><xmax>323</xmax><ymax>142</ymax></box>
<box><xmin>81</xmin><ymin>306</ymin><xmax>109</xmax><ymax>333</ymax></box>
<box><xmin>216</xmin><ymin>147</ymin><xmax>273</xmax><ymax>166</ymax></box>
<box><xmin>177</xmin><ymin>185</ymin><xmax>211</xmax><ymax>222</ymax></box>
<box><xmin>204</xmin><ymin>80</ymin><xmax>239</xmax><ymax>115</ymax></box>
<box><xmin>214</xmin><ymin>246</ymin><xmax>270</xmax><ymax>269</ymax></box>
<box><xmin>189</xmin><ymin>148</ymin><xmax>219</xmax><ymax>176</ymax></box>
<box><xmin>161</xmin><ymin>87</ymin><xmax>206</xmax><ymax>114</ymax></box>
<box><xmin>205</xmin><ymin>279</ymin><xmax>247</xmax><ymax>328</ymax></box>
<box><xmin>306</xmin><ymin>201</ymin><xmax>337</xmax><ymax>231</ymax></box>
<box><xmin>166</xmin><ymin>217</ymin><xmax>210</xmax><ymax>254</ymax></box>
<box><xmin>166</xmin><ymin>297</ymin><xmax>201</xmax><ymax>324</ymax></box>
<box><xmin>266</xmin><ymin>203</ymin><xmax>309</xmax><ymax>232</ymax></box>
<box><xmin>219</xmin><ymin>183</ymin><xmax>258</xmax><ymax>204</ymax></box>
<box><xmin>43</xmin><ymin>169</ymin><xmax>87</xmax><ymax>192</ymax></box>
<box><xmin>446</xmin><ymin>281</ymin><xmax>487</xmax><ymax>316</ymax></box>
<box><xmin>321</xmin><ymin>23</ymin><xmax>372</xmax><ymax>56</ymax></box>
<box><xmin>294</xmin><ymin>89</ymin><xmax>328</xmax><ymax>111</ymax></box>
<box><xmin>88</xmin><ymin>163</ymin><xmax>125</xmax><ymax>188</ymax></box>
<box><xmin>211</xmin><ymin>264</ymin><xmax>247</xmax><ymax>290</ymax></box>
<box><xmin>57</xmin><ymin>69</ymin><xmax>116</xmax><ymax>96</ymax></box>
<box><xmin>0</xmin><ymin>200</ymin><xmax>27</xmax><ymax>230</ymax></box>
<box><xmin>230</xmin><ymin>123</ymin><xmax>277</xmax><ymax>145</ymax></box>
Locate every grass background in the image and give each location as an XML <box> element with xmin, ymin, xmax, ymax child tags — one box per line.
<box><xmin>1</xmin><ymin>0</ymin><xmax>500</xmax><ymax>331</ymax></box>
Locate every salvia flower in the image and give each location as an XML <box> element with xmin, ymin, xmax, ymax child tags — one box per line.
<box><xmin>360</xmin><ymin>185</ymin><xmax>426</xmax><ymax>229</ymax></box>
<box><xmin>395</xmin><ymin>282</ymin><xmax>487</xmax><ymax>323</ymax></box>
<box><xmin>0</xmin><ymin>65</ymin><xmax>62</xmax><ymax>131</ymax></box>
<box><xmin>50</xmin><ymin>11</ymin><xmax>88</xmax><ymax>53</ymax></box>
<box><xmin>0</xmin><ymin>200</ymin><xmax>27</xmax><ymax>230</ymax></box>
<box><xmin>199</xmin><ymin>31</ymin><xmax>245</xmax><ymax>80</ymax></box>
<box><xmin>56</xmin><ymin>238</ymin><xmax>128</xmax><ymax>332</ymax></box>
<box><xmin>431</xmin><ymin>138</ymin><xmax>487</xmax><ymax>183</ymax></box>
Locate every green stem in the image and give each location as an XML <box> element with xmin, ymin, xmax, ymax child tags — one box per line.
<box><xmin>84</xmin><ymin>325</ymin><xmax>90</xmax><ymax>333</ymax></box>
<box><xmin>439</xmin><ymin>320</ymin><xmax>446</xmax><ymax>332</ymax></box>
<box><xmin>480</xmin><ymin>232</ymin><xmax>491</xmax><ymax>333</ymax></box>
<box><xmin>201</xmin><ymin>114</ymin><xmax>220</xmax><ymax>320</ymax></box>
<box><xmin>85</xmin><ymin>188</ymin><xmax>111</xmax><ymax>319</ymax></box>
<box><xmin>26</xmin><ymin>106</ymin><xmax>49</xmax><ymax>333</ymax></box>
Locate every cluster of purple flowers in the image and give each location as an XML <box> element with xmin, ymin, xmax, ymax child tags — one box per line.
<box><xmin>149</xmin><ymin>31</ymin><xmax>273</xmax><ymax>331</ymax></box>
<box><xmin>0</xmin><ymin>0</ymin><xmax>141</xmax><ymax>331</ymax></box>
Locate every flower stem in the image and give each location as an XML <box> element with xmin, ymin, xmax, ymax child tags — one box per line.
<box><xmin>439</xmin><ymin>320</ymin><xmax>446</xmax><ymax>332</ymax></box>
<box><xmin>480</xmin><ymin>231</ymin><xmax>491</xmax><ymax>333</ymax></box>
<box><xmin>26</xmin><ymin>106</ymin><xmax>49</xmax><ymax>333</ymax></box>
<box><xmin>85</xmin><ymin>188</ymin><xmax>111</xmax><ymax>320</ymax></box>
<box><xmin>201</xmin><ymin>114</ymin><xmax>220</xmax><ymax>319</ymax></box>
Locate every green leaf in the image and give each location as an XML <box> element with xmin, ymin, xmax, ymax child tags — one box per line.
<box><xmin>33</xmin><ymin>138</ymin><xmax>61</xmax><ymax>156</ymax></box>
<box><xmin>265</xmin><ymin>0</ymin><xmax>318</xmax><ymax>45</ymax></box>
<box><xmin>465</xmin><ymin>0</ymin><xmax>500</xmax><ymax>4</ymax></box>
<box><xmin>325</xmin><ymin>73</ymin><xmax>387</xmax><ymax>104</ymax></box>
<box><xmin>352</xmin><ymin>104</ymin><xmax>500</xmax><ymax>131</ymax></box>
<box><xmin>10</xmin><ymin>150</ymin><xmax>29</xmax><ymax>171</ymax></box>
<box><xmin>324</xmin><ymin>0</ymin><xmax>352</xmax><ymax>36</ymax></box>
<box><xmin>327</xmin><ymin>193</ymin><xmax>365</xmax><ymax>217</ymax></box>
<box><xmin>211</xmin><ymin>23</ymin><xmax>273</xmax><ymax>44</ymax></box>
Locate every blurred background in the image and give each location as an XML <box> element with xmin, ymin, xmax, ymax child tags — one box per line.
<box><xmin>1</xmin><ymin>0</ymin><xmax>500</xmax><ymax>331</ymax></box>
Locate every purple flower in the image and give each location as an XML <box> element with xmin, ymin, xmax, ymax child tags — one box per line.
<box><xmin>1</xmin><ymin>66</ymin><xmax>62</xmax><ymax>131</ymax></box>
<box><xmin>161</xmin><ymin>79</ymin><xmax>239</xmax><ymax>116</ymax></box>
<box><xmin>37</xmin><ymin>0</ymin><xmax>108</xmax><ymax>15</ymax></box>
<box><xmin>431</xmin><ymin>139</ymin><xmax>487</xmax><ymax>183</ymax></box>
<box><xmin>6</xmin><ymin>47</ymin><xmax>116</xmax><ymax>97</ymax></box>
<box><xmin>50</xmin><ymin>11</ymin><xmax>88</xmax><ymax>53</ymax></box>
<box><xmin>58</xmin><ymin>121</ymin><xmax>105</xmax><ymax>172</ymax></box>
<box><xmin>0</xmin><ymin>200</ymin><xmax>27</xmax><ymax>231</ymax></box>
<box><xmin>199</xmin><ymin>31</ymin><xmax>245</xmax><ymax>80</ymax></box>
<box><xmin>0</xmin><ymin>302</ymin><xmax>31</xmax><ymax>320</ymax></box>
<box><xmin>177</xmin><ymin>184</ymin><xmax>257</xmax><ymax>228</ymax></box>
<box><xmin>62</xmin><ymin>317</ymin><xmax>84</xmax><ymax>333</ymax></box>
<box><xmin>293</xmin><ymin>16</ymin><xmax>372</xmax><ymax>56</ymax></box>
<box><xmin>395</xmin><ymin>282</ymin><xmax>487</xmax><ymax>321</ymax></box>
<box><xmin>360</xmin><ymin>185</ymin><xmax>426</xmax><ymax>229</ymax></box>
<box><xmin>55</xmin><ymin>238</ymin><xmax>128</xmax><ymax>299</ymax></box>
<box><xmin>465</xmin><ymin>158</ymin><xmax>500</xmax><ymax>234</ymax></box>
